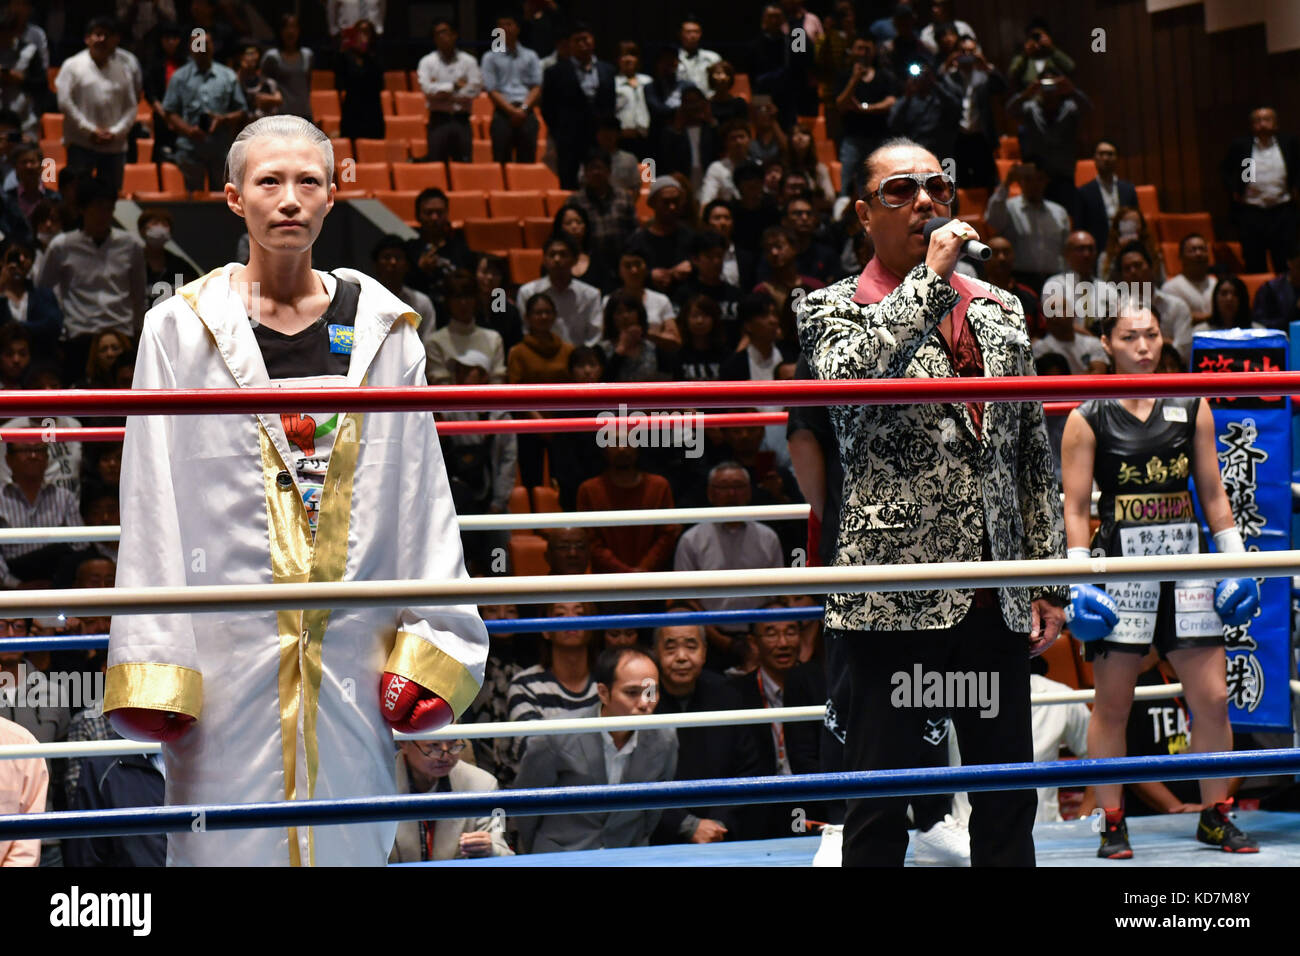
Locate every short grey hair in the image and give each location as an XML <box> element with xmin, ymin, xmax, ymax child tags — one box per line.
<box><xmin>225</xmin><ymin>115</ymin><xmax>334</xmax><ymax>189</ymax></box>
<box><xmin>708</xmin><ymin>460</ymin><xmax>749</xmax><ymax>484</ymax></box>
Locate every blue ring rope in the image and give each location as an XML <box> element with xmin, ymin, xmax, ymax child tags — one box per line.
<box><xmin>1</xmin><ymin>749</ymin><xmax>1296</xmax><ymax>842</ymax></box>
<box><xmin>0</xmin><ymin>606</ymin><xmax>827</xmax><ymax>652</ymax></box>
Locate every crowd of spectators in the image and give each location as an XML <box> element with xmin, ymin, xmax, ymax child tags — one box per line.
<box><xmin>0</xmin><ymin>0</ymin><xmax>1297</xmax><ymax>866</ymax></box>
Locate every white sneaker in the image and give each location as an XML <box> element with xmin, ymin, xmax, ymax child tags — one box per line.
<box><xmin>812</xmin><ymin>824</ymin><xmax>843</xmax><ymax>867</ymax></box>
<box><xmin>911</xmin><ymin>814</ymin><xmax>971</xmax><ymax>866</ymax></box>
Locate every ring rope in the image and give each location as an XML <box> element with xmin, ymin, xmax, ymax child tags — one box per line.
<box><xmin>1</xmin><ymin>749</ymin><xmax>1296</xmax><ymax>842</ymax></box>
<box><xmin>0</xmin><ymin>372</ymin><xmax>1291</xmax><ymax>418</ymax></box>
<box><xmin>0</xmin><ymin>551</ymin><xmax>1290</xmax><ymax>618</ymax></box>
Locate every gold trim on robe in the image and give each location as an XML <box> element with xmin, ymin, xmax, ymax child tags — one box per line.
<box><xmin>385</xmin><ymin>630</ymin><xmax>481</xmax><ymax>717</ymax></box>
<box><xmin>103</xmin><ymin>662</ymin><xmax>203</xmax><ymax>718</ymax></box>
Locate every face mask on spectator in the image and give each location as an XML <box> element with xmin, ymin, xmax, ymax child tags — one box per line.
<box><xmin>1117</xmin><ymin>219</ymin><xmax>1140</xmax><ymax>240</ymax></box>
<box><xmin>144</xmin><ymin>224</ymin><xmax>171</xmax><ymax>246</ymax></box>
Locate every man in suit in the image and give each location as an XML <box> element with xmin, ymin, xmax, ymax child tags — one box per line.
<box><xmin>653</xmin><ymin>617</ymin><xmax>764</xmax><ymax>843</ymax></box>
<box><xmin>796</xmin><ymin>136</ymin><xmax>1067</xmax><ymax>866</ymax></box>
<box><xmin>512</xmin><ymin>646</ymin><xmax>677</xmax><ymax>853</ymax></box>
<box><xmin>541</xmin><ymin>21</ymin><xmax>617</xmax><ymax>189</ymax></box>
<box><xmin>1077</xmin><ymin>140</ymin><xmax>1138</xmax><ymax>252</ymax></box>
<box><xmin>1221</xmin><ymin>107</ymin><xmax>1300</xmax><ymax>274</ymax></box>
<box><xmin>1252</xmin><ymin>244</ymin><xmax>1300</xmax><ymax>332</ymax></box>
<box><xmin>729</xmin><ymin>599</ymin><xmax>809</xmax><ymax>839</ymax></box>
<box><xmin>658</xmin><ymin>84</ymin><xmax>719</xmax><ymax>195</ymax></box>
<box><xmin>939</xmin><ymin>36</ymin><xmax>1005</xmax><ymax>192</ymax></box>
<box><xmin>390</xmin><ymin>738</ymin><xmax>514</xmax><ymax>862</ymax></box>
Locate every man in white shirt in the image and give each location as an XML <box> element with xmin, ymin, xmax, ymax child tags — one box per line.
<box><xmin>1031</xmin><ymin>292</ymin><xmax>1108</xmax><ymax>375</ymax></box>
<box><xmin>328</xmin><ymin>0</ymin><xmax>385</xmax><ymax>37</ymax></box>
<box><xmin>918</xmin><ymin>0</ymin><xmax>977</xmax><ymax>55</ymax></box>
<box><xmin>516</xmin><ymin>234</ymin><xmax>603</xmax><ymax>345</ymax></box>
<box><xmin>1042</xmin><ymin>230</ymin><xmax>1101</xmax><ymax>334</ymax></box>
<box><xmin>34</xmin><ymin>178</ymin><xmax>146</xmax><ymax>381</ymax></box>
<box><xmin>674</xmin><ymin>462</ymin><xmax>785</xmax><ymax>662</ymax></box>
<box><xmin>417</xmin><ymin>19</ymin><xmax>482</xmax><ymax>163</ymax></box>
<box><xmin>698</xmin><ymin>120</ymin><xmax>751</xmax><ymax>205</ymax></box>
<box><xmin>986</xmin><ymin>160</ymin><xmax>1070</xmax><ymax>292</ymax></box>
<box><xmin>1223</xmin><ymin>107</ymin><xmax>1298</xmax><ymax>273</ymax></box>
<box><xmin>1160</xmin><ymin>234</ymin><xmax>1215</xmax><ymax>324</ymax></box>
<box><xmin>54</xmin><ymin>16</ymin><xmax>142</xmax><ymax>197</ymax></box>
<box><xmin>676</xmin><ymin>18</ymin><xmax>720</xmax><ymax>97</ymax></box>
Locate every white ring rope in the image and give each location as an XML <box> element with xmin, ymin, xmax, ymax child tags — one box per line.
<box><xmin>0</xmin><ymin>551</ymin><xmax>1291</xmax><ymax>617</ymax></box>
<box><xmin>1</xmin><ymin>682</ymin><xmax>1246</xmax><ymax>762</ymax></box>
<box><xmin>0</xmin><ymin>495</ymin><xmax>1108</xmax><ymax>544</ymax></box>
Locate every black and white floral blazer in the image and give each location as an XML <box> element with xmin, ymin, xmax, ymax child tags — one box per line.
<box><xmin>796</xmin><ymin>262</ymin><xmax>1067</xmax><ymax>633</ymax></box>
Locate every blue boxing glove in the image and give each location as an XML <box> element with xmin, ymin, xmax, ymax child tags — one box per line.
<box><xmin>1065</xmin><ymin>583</ymin><xmax>1119</xmax><ymax>642</ymax></box>
<box><xmin>1214</xmin><ymin>577</ymin><xmax>1259</xmax><ymax>627</ymax></box>
<box><xmin>1211</xmin><ymin>527</ymin><xmax>1260</xmax><ymax>627</ymax></box>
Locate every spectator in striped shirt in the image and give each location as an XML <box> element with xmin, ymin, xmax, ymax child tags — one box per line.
<box><xmin>505</xmin><ymin>601</ymin><xmax>601</xmax><ymax>772</ymax></box>
<box><xmin>0</xmin><ymin>441</ymin><xmax>86</xmax><ymax>586</ymax></box>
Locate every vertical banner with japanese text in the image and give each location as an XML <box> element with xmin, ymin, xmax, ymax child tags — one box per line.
<box><xmin>1190</xmin><ymin>329</ymin><xmax>1291</xmax><ymax>731</ymax></box>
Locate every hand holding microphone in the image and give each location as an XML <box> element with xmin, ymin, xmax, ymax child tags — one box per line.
<box><xmin>923</xmin><ymin>216</ymin><xmax>991</xmax><ymax>281</ymax></box>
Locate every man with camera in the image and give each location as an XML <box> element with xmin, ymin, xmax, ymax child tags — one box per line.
<box><xmin>834</xmin><ymin>35</ymin><xmax>898</xmax><ymax>199</ymax></box>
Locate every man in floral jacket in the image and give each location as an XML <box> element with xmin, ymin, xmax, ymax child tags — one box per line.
<box><xmin>796</xmin><ymin>137</ymin><xmax>1067</xmax><ymax>867</ymax></box>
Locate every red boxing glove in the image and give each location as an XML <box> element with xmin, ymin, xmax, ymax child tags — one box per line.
<box><xmin>806</xmin><ymin>511</ymin><xmax>822</xmax><ymax>568</ymax></box>
<box><xmin>108</xmin><ymin>706</ymin><xmax>196</xmax><ymax>743</ymax></box>
<box><xmin>379</xmin><ymin>671</ymin><xmax>453</xmax><ymax>734</ymax></box>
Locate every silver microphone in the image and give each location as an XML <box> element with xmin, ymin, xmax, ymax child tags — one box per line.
<box><xmin>922</xmin><ymin>216</ymin><xmax>992</xmax><ymax>261</ymax></box>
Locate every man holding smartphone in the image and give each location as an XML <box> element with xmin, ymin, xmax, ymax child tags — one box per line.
<box><xmin>161</xmin><ymin>26</ymin><xmax>248</xmax><ymax>191</ymax></box>
<box><xmin>834</xmin><ymin>35</ymin><xmax>898</xmax><ymax>199</ymax></box>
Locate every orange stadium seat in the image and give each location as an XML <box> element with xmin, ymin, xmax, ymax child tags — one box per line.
<box><xmin>489</xmin><ymin>190</ymin><xmax>546</xmax><ymax>219</ymax></box>
<box><xmin>544</xmin><ymin>189</ymin><xmax>572</xmax><ymax>215</ymax></box>
<box><xmin>355</xmin><ymin>139</ymin><xmax>407</xmax><ymax>164</ymax></box>
<box><xmin>407</xmin><ymin>138</ymin><xmax>429</xmax><ymax>160</ymax></box>
<box><xmin>829</xmin><ymin>161</ymin><xmax>841</xmax><ymax>193</ymax></box>
<box><xmin>136</xmin><ymin>162</ymin><xmax>187</xmax><ymax>201</ymax></box>
<box><xmin>316</xmin><ymin>114</ymin><xmax>341</xmax><ymax>136</ymax></box>
<box><xmin>1213</xmin><ymin>241</ymin><xmax>1245</xmax><ymax>273</ymax></box>
<box><xmin>509</xmin><ymin>534</ymin><xmax>550</xmax><ymax>574</ymax></box>
<box><xmin>343</xmin><ymin>162</ymin><xmax>392</xmax><ymax>194</ymax></box>
<box><xmin>463</xmin><ymin>218</ymin><xmax>522</xmax><ymax>253</ymax></box>
<box><xmin>470</xmin><ymin>93</ymin><xmax>493</xmax><ymax>120</ymax></box>
<box><xmin>998</xmin><ymin>135</ymin><xmax>1020</xmax><ymax>160</ymax></box>
<box><xmin>816</xmin><ymin>139</ymin><xmax>836</xmax><ymax>164</ymax></box>
<box><xmin>449</xmin><ymin>161</ymin><xmax>505</xmax><ymax>191</ymax></box>
<box><xmin>469</xmin><ymin>115</ymin><xmax>489</xmax><ymax>139</ymax></box>
<box><xmin>386</xmin><ymin>116</ymin><xmax>426</xmax><ymax>140</ymax></box>
<box><xmin>731</xmin><ymin>73</ymin><xmax>751</xmax><ymax>98</ymax></box>
<box><xmin>504</xmin><ymin>163</ymin><xmax>560</xmax><ymax>191</ymax></box>
<box><xmin>393</xmin><ymin>91</ymin><xmax>426</xmax><ymax>116</ymax></box>
<box><xmin>392</xmin><ymin>162</ymin><xmax>448</xmax><ymax>191</ymax></box>
<box><xmin>310</xmin><ymin>70</ymin><xmax>334</xmax><ymax>90</ymax></box>
<box><xmin>635</xmin><ymin>189</ymin><xmax>652</xmax><ymax>223</ymax></box>
<box><xmin>120</xmin><ymin>163</ymin><xmax>158</xmax><ymax>197</ymax></box>
<box><xmin>1074</xmin><ymin>159</ymin><xmax>1097</xmax><ymax>187</ymax></box>
<box><xmin>1161</xmin><ymin>242</ymin><xmax>1181</xmax><ymax>277</ymax></box>
<box><xmin>310</xmin><ymin>90</ymin><xmax>341</xmax><ymax>116</ymax></box>
<box><xmin>531</xmin><ymin>486</ymin><xmax>562</xmax><ymax>513</ymax></box>
<box><xmin>380</xmin><ymin>90</ymin><xmax>394</xmax><ymax>116</ymax></box>
<box><xmin>374</xmin><ymin>190</ymin><xmax>419</xmax><ymax>225</ymax></box>
<box><xmin>472</xmin><ymin>139</ymin><xmax>493</xmax><ymax>162</ymax></box>
<box><xmin>1135</xmin><ymin>184</ymin><xmax>1159</xmax><ymax>217</ymax></box>
<box><xmin>522</xmin><ymin>217</ymin><xmax>553</xmax><ymax>247</ymax></box>
<box><xmin>41</xmin><ymin>113</ymin><xmax>63</xmax><ymax>139</ymax></box>
<box><xmin>1239</xmin><ymin>273</ymin><xmax>1273</xmax><ymax>306</ymax></box>
<box><xmin>1156</xmin><ymin>212</ymin><xmax>1214</xmax><ymax>245</ymax></box>
<box><xmin>446</xmin><ymin>190</ymin><xmax>488</xmax><ymax>221</ymax></box>
<box><xmin>509</xmin><ymin>248</ymin><xmax>544</xmax><ymax>284</ymax></box>
<box><xmin>40</xmin><ymin>139</ymin><xmax>66</xmax><ymax>165</ymax></box>
<box><xmin>811</xmin><ymin>116</ymin><xmax>826</xmax><ymax>142</ymax></box>
<box><xmin>135</xmin><ymin>138</ymin><xmax>153</xmax><ymax>163</ymax></box>
<box><xmin>330</xmin><ymin>138</ymin><xmax>353</xmax><ymax>163</ymax></box>
<box><xmin>957</xmin><ymin>187</ymin><xmax>988</xmax><ymax>217</ymax></box>
<box><xmin>384</xmin><ymin>70</ymin><xmax>408</xmax><ymax>92</ymax></box>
